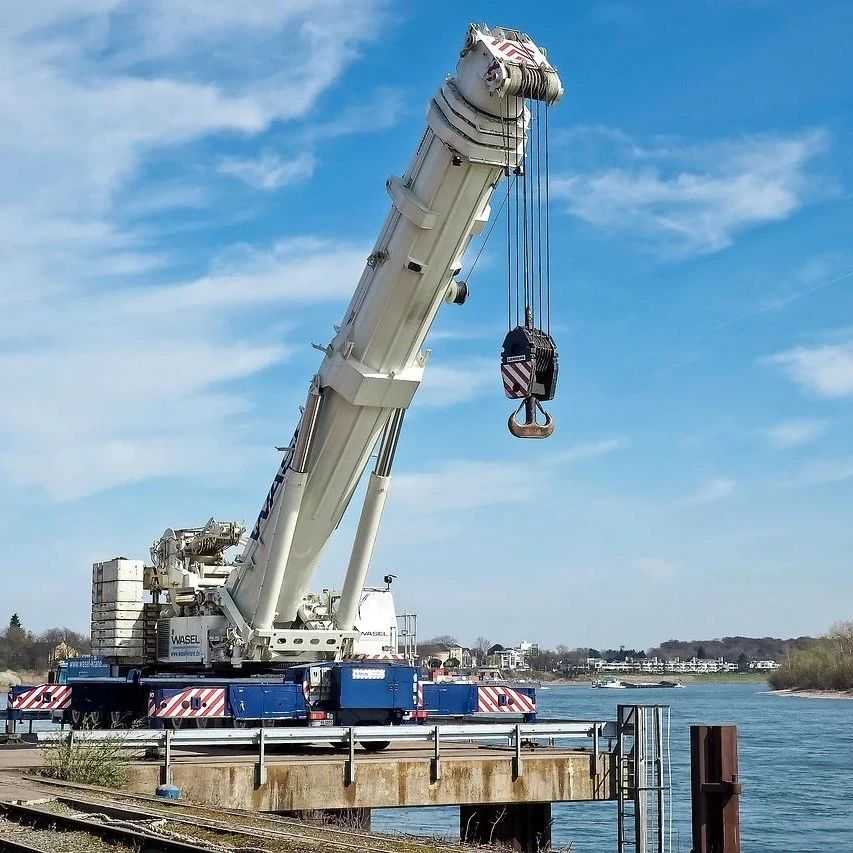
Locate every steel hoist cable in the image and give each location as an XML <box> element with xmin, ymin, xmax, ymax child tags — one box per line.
<box><xmin>500</xmin><ymin>89</ymin><xmax>559</xmax><ymax>439</ymax></box>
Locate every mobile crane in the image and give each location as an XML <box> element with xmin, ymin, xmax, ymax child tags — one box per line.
<box><xmin>13</xmin><ymin>23</ymin><xmax>563</xmax><ymax>731</ymax></box>
<box><xmin>169</xmin><ymin>22</ymin><xmax>563</xmax><ymax>672</ymax></box>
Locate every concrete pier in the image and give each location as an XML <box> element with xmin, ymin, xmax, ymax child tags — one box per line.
<box><xmin>122</xmin><ymin>744</ymin><xmax>615</xmax><ymax>811</ymax></box>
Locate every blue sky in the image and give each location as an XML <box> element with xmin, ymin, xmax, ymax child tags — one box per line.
<box><xmin>2</xmin><ymin>2</ymin><xmax>851</xmax><ymax>650</ymax></box>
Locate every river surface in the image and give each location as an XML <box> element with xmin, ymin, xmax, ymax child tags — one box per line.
<box><xmin>373</xmin><ymin>682</ymin><xmax>853</xmax><ymax>852</ymax></box>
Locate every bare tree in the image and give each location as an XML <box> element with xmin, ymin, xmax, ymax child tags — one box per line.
<box><xmin>474</xmin><ymin>636</ymin><xmax>491</xmax><ymax>658</ymax></box>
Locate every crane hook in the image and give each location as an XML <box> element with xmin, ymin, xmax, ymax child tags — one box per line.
<box><xmin>507</xmin><ymin>397</ymin><xmax>554</xmax><ymax>439</ymax></box>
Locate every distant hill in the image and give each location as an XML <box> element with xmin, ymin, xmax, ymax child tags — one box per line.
<box><xmin>648</xmin><ymin>635</ymin><xmax>817</xmax><ymax>662</ymax></box>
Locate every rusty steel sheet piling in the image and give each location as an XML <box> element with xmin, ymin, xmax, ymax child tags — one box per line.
<box><xmin>690</xmin><ymin>724</ymin><xmax>741</xmax><ymax>853</ymax></box>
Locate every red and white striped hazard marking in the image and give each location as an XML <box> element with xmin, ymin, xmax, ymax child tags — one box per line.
<box><xmin>477</xmin><ymin>685</ymin><xmax>536</xmax><ymax>714</ymax></box>
<box><xmin>502</xmin><ymin>360</ymin><xmax>533</xmax><ymax>398</ymax></box>
<box><xmin>491</xmin><ymin>37</ymin><xmax>537</xmax><ymax>66</ymax></box>
<box><xmin>11</xmin><ymin>685</ymin><xmax>71</xmax><ymax>711</ymax></box>
<box><xmin>149</xmin><ymin>687</ymin><xmax>227</xmax><ymax>719</ymax></box>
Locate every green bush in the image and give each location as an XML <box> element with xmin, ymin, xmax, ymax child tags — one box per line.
<box><xmin>769</xmin><ymin>622</ymin><xmax>853</xmax><ymax>692</ymax></box>
<box><xmin>40</xmin><ymin>732</ymin><xmax>128</xmax><ymax>788</ymax></box>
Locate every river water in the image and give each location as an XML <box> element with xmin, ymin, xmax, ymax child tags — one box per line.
<box><xmin>374</xmin><ymin>682</ymin><xmax>853</xmax><ymax>852</ymax></box>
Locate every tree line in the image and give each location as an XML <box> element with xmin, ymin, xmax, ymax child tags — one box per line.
<box><xmin>769</xmin><ymin>622</ymin><xmax>853</xmax><ymax>692</ymax></box>
<box><xmin>0</xmin><ymin>613</ymin><xmax>90</xmax><ymax>674</ymax></box>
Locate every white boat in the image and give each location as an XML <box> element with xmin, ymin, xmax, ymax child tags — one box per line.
<box><xmin>592</xmin><ymin>678</ymin><xmax>626</xmax><ymax>689</ymax></box>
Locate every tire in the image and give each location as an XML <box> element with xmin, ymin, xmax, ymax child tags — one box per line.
<box><xmin>361</xmin><ymin>740</ymin><xmax>390</xmax><ymax>752</ymax></box>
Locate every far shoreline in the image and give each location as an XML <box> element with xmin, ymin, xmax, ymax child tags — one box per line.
<box><xmin>767</xmin><ymin>688</ymin><xmax>853</xmax><ymax>701</ymax></box>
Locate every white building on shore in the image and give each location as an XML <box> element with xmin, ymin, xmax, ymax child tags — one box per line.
<box><xmin>586</xmin><ymin>655</ymin><xmax>750</xmax><ymax>674</ymax></box>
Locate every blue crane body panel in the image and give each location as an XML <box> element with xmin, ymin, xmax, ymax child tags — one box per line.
<box><xmin>31</xmin><ymin>661</ymin><xmax>419</xmax><ymax>728</ymax></box>
<box><xmin>420</xmin><ymin>682</ymin><xmax>537</xmax><ymax>721</ymax></box>
<box><xmin>227</xmin><ymin>683</ymin><xmax>306</xmax><ymax>720</ymax></box>
<box><xmin>336</xmin><ymin>664</ymin><xmax>418</xmax><ymax>710</ymax></box>
<box><xmin>285</xmin><ymin>662</ymin><xmax>420</xmax><ymax>725</ymax></box>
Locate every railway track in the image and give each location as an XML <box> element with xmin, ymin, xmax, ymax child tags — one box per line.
<box><xmin>3</xmin><ymin>779</ymin><xmax>475</xmax><ymax>853</ymax></box>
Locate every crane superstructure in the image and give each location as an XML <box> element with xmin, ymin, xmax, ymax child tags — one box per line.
<box><xmin>140</xmin><ymin>24</ymin><xmax>564</xmax><ymax>671</ymax></box>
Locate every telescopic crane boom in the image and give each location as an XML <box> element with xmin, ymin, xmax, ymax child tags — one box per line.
<box><xmin>176</xmin><ymin>24</ymin><xmax>564</xmax><ymax>667</ymax></box>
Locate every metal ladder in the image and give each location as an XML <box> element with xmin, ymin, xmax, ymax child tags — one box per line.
<box><xmin>616</xmin><ymin>704</ymin><xmax>673</xmax><ymax>853</ymax></box>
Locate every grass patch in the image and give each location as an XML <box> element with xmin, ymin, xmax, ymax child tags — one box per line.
<box><xmin>40</xmin><ymin>731</ymin><xmax>128</xmax><ymax>788</ymax></box>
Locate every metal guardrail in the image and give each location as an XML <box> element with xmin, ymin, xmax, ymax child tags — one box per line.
<box><xmin>36</xmin><ymin>719</ymin><xmax>616</xmax><ymax>747</ymax></box>
<box><xmin>36</xmin><ymin>719</ymin><xmax>618</xmax><ymax>787</ymax></box>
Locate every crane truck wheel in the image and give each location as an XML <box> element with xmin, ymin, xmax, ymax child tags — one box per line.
<box><xmin>361</xmin><ymin>740</ymin><xmax>391</xmax><ymax>752</ymax></box>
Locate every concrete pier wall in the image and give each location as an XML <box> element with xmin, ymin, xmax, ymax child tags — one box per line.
<box><xmin>125</xmin><ymin>751</ymin><xmax>615</xmax><ymax>811</ymax></box>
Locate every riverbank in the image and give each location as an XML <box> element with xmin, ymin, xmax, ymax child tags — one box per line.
<box><xmin>769</xmin><ymin>688</ymin><xmax>853</xmax><ymax>700</ymax></box>
<box><xmin>0</xmin><ymin>670</ymin><xmax>46</xmax><ymax>690</ymax></box>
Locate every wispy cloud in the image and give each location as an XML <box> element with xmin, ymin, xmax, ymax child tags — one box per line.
<box><xmin>759</xmin><ymin>255</ymin><xmax>853</xmax><ymax>313</ymax></box>
<box><xmin>552</xmin><ymin>126</ymin><xmax>832</xmax><ymax>256</ymax></box>
<box><xmin>554</xmin><ymin>437</ymin><xmax>629</xmax><ymax>463</ymax></box>
<box><xmin>417</xmin><ymin>361</ymin><xmax>497</xmax><ymax>408</ymax></box>
<box><xmin>764</xmin><ymin>419</ymin><xmax>828</xmax><ymax>449</ymax></box>
<box><xmin>218</xmin><ymin>152</ymin><xmax>316</xmax><ymax>190</ymax></box>
<box><xmin>0</xmin><ymin>235</ymin><xmax>373</xmax><ymax>501</ymax></box>
<box><xmin>683</xmin><ymin>477</ymin><xmax>736</xmax><ymax>505</ymax></box>
<box><xmin>302</xmin><ymin>87</ymin><xmax>406</xmax><ymax>142</ymax></box>
<box><xmin>391</xmin><ymin>436</ymin><xmax>627</xmax><ymax>514</ymax></box>
<box><xmin>765</xmin><ymin>338</ymin><xmax>853</xmax><ymax>398</ymax></box>
<box><xmin>0</xmin><ymin>2</ymin><xmax>389</xmax><ymax>501</ymax></box>
<box><xmin>792</xmin><ymin>458</ymin><xmax>853</xmax><ymax>487</ymax></box>
<box><xmin>393</xmin><ymin>462</ymin><xmax>534</xmax><ymax>512</ymax></box>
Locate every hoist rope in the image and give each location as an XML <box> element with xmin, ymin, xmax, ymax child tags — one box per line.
<box><xmin>545</xmin><ymin>102</ymin><xmax>551</xmax><ymax>335</ymax></box>
<box><xmin>461</xmin><ymin>188</ymin><xmax>508</xmax><ymax>287</ymax></box>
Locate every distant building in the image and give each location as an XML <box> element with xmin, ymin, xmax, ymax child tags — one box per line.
<box><xmin>485</xmin><ymin>640</ymin><xmax>537</xmax><ymax>671</ymax></box>
<box><xmin>749</xmin><ymin>659</ymin><xmax>781</xmax><ymax>671</ymax></box>
<box><xmin>589</xmin><ymin>655</ymin><xmax>747</xmax><ymax>675</ymax></box>
<box><xmin>419</xmin><ymin>643</ymin><xmax>476</xmax><ymax>670</ymax></box>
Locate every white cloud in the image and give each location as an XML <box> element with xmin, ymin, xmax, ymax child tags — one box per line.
<box><xmin>552</xmin><ymin>127</ymin><xmax>831</xmax><ymax>256</ymax></box>
<box><xmin>793</xmin><ymin>459</ymin><xmax>853</xmax><ymax>487</ymax></box>
<box><xmin>766</xmin><ymin>339</ymin><xmax>853</xmax><ymax>398</ymax></box>
<box><xmin>417</xmin><ymin>361</ymin><xmax>496</xmax><ymax>408</ymax></box>
<box><xmin>218</xmin><ymin>152</ymin><xmax>316</xmax><ymax>190</ymax></box>
<box><xmin>303</xmin><ymin>87</ymin><xmax>406</xmax><ymax>142</ymax></box>
<box><xmin>765</xmin><ymin>419</ymin><xmax>828</xmax><ymax>449</ymax></box>
<box><xmin>0</xmin><ymin>236</ymin><xmax>371</xmax><ymax>501</ymax></box>
<box><xmin>0</xmin><ymin>3</ymin><xmax>388</xmax><ymax>501</ymax></box>
<box><xmin>684</xmin><ymin>477</ymin><xmax>736</xmax><ymax>505</ymax></box>
<box><xmin>554</xmin><ymin>437</ymin><xmax>629</xmax><ymax>463</ymax></box>
<box><xmin>391</xmin><ymin>436</ymin><xmax>627</xmax><ymax>515</ymax></box>
<box><xmin>393</xmin><ymin>462</ymin><xmax>534</xmax><ymax>512</ymax></box>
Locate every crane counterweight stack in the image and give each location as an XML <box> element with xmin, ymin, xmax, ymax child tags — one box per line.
<box><xmin>94</xmin><ymin>23</ymin><xmax>565</xmax><ymax>672</ymax></box>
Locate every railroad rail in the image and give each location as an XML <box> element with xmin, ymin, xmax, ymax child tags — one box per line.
<box><xmin>0</xmin><ymin>786</ymin><xmax>498</xmax><ymax>853</ymax></box>
<box><xmin>26</xmin><ymin>778</ymin><xmax>472</xmax><ymax>853</ymax></box>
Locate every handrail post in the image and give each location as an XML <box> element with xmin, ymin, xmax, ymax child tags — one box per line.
<box><xmin>346</xmin><ymin>726</ymin><xmax>356</xmax><ymax>786</ymax></box>
<box><xmin>592</xmin><ymin>722</ymin><xmax>600</xmax><ymax>797</ymax></box>
<box><xmin>513</xmin><ymin>722</ymin><xmax>523</xmax><ymax>779</ymax></box>
<box><xmin>257</xmin><ymin>726</ymin><xmax>267</xmax><ymax>787</ymax></box>
<box><xmin>432</xmin><ymin>725</ymin><xmax>441</xmax><ymax>782</ymax></box>
<box><xmin>163</xmin><ymin>728</ymin><xmax>172</xmax><ymax>786</ymax></box>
